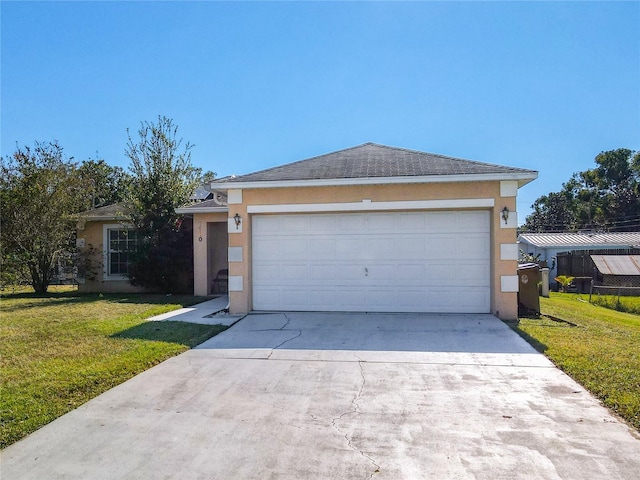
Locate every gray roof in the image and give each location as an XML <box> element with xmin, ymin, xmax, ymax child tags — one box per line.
<box><xmin>190</xmin><ymin>185</ymin><xmax>214</xmax><ymax>201</ymax></box>
<box><xmin>79</xmin><ymin>203</ymin><xmax>130</xmax><ymax>221</ymax></box>
<box><xmin>591</xmin><ymin>255</ymin><xmax>640</xmax><ymax>276</ymax></box>
<box><xmin>223</xmin><ymin>143</ymin><xmax>537</xmax><ymax>183</ymax></box>
<box><xmin>519</xmin><ymin>232</ymin><xmax>640</xmax><ymax>248</ymax></box>
<box><xmin>178</xmin><ymin>198</ymin><xmax>227</xmax><ymax>211</ymax></box>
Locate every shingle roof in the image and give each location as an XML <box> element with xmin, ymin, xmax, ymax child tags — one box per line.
<box><xmin>177</xmin><ymin>198</ymin><xmax>228</xmax><ymax>211</ymax></box>
<box><xmin>223</xmin><ymin>143</ymin><xmax>536</xmax><ymax>183</ymax></box>
<box><xmin>79</xmin><ymin>203</ymin><xmax>130</xmax><ymax>221</ymax></box>
<box><xmin>519</xmin><ymin>232</ymin><xmax>640</xmax><ymax>248</ymax></box>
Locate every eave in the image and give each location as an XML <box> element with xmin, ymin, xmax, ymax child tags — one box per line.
<box><xmin>212</xmin><ymin>171</ymin><xmax>538</xmax><ymax>191</ymax></box>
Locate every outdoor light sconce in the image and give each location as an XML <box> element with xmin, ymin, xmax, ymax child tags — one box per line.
<box><xmin>234</xmin><ymin>213</ymin><xmax>242</xmax><ymax>230</ymax></box>
<box><xmin>501</xmin><ymin>206</ymin><xmax>510</xmax><ymax>224</ymax></box>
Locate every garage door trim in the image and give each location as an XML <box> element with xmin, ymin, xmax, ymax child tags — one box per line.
<box><xmin>247</xmin><ymin>198</ymin><xmax>494</xmax><ymax>214</ymax></box>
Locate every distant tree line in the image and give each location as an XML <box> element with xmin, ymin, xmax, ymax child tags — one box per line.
<box><xmin>522</xmin><ymin>148</ymin><xmax>640</xmax><ymax>232</ymax></box>
<box><xmin>0</xmin><ymin>116</ymin><xmax>214</xmax><ymax>293</ymax></box>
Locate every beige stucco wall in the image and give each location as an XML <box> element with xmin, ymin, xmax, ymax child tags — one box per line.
<box><xmin>76</xmin><ymin>220</ymin><xmax>147</xmax><ymax>293</ymax></box>
<box><xmin>220</xmin><ymin>181</ymin><xmax>520</xmax><ymax>320</ymax></box>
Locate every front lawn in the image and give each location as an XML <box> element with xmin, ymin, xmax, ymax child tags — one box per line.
<box><xmin>509</xmin><ymin>293</ymin><xmax>640</xmax><ymax>431</ymax></box>
<box><xmin>589</xmin><ymin>293</ymin><xmax>640</xmax><ymax>315</ymax></box>
<box><xmin>0</xmin><ymin>290</ymin><xmax>227</xmax><ymax>448</ymax></box>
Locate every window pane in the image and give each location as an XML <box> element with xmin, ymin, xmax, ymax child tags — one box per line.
<box><xmin>107</xmin><ymin>228</ymin><xmax>137</xmax><ymax>276</ymax></box>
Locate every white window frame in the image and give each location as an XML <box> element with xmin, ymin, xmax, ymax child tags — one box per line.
<box><xmin>103</xmin><ymin>223</ymin><xmax>137</xmax><ymax>281</ymax></box>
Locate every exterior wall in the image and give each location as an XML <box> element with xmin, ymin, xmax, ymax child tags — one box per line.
<box><xmin>76</xmin><ymin>220</ymin><xmax>147</xmax><ymax>293</ymax></box>
<box><xmin>224</xmin><ymin>181</ymin><xmax>520</xmax><ymax>320</ymax></box>
<box><xmin>192</xmin><ymin>212</ymin><xmax>228</xmax><ymax>296</ymax></box>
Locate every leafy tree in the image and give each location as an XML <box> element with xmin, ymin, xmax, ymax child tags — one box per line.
<box><xmin>199</xmin><ymin>170</ymin><xmax>217</xmax><ymax>184</ymax></box>
<box><xmin>124</xmin><ymin>116</ymin><xmax>200</xmax><ymax>293</ymax></box>
<box><xmin>77</xmin><ymin>159</ymin><xmax>131</xmax><ymax>208</ymax></box>
<box><xmin>522</xmin><ymin>148</ymin><xmax>640</xmax><ymax>232</ymax></box>
<box><xmin>0</xmin><ymin>142</ymin><xmax>91</xmax><ymax>293</ymax></box>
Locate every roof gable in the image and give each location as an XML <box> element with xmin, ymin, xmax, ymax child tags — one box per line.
<box><xmin>222</xmin><ymin>143</ymin><xmax>537</xmax><ymax>185</ymax></box>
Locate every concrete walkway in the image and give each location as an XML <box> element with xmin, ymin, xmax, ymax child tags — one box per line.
<box><xmin>2</xmin><ymin>312</ymin><xmax>639</xmax><ymax>479</ymax></box>
<box><xmin>146</xmin><ymin>295</ymin><xmax>243</xmax><ymax>326</ymax></box>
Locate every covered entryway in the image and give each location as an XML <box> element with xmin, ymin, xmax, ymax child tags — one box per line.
<box><xmin>207</xmin><ymin>222</ymin><xmax>228</xmax><ymax>295</ymax></box>
<box><xmin>252</xmin><ymin>210</ymin><xmax>490</xmax><ymax>313</ymax></box>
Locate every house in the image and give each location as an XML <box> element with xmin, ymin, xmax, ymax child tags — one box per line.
<box><xmin>177</xmin><ymin>143</ymin><xmax>537</xmax><ymax>320</ymax></box>
<box><xmin>518</xmin><ymin>232</ymin><xmax>640</xmax><ymax>287</ymax></box>
<box><xmin>591</xmin><ymin>255</ymin><xmax>640</xmax><ymax>290</ymax></box>
<box><xmin>75</xmin><ymin>203</ymin><xmax>147</xmax><ymax>293</ymax></box>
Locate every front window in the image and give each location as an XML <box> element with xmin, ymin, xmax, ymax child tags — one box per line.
<box><xmin>107</xmin><ymin>228</ymin><xmax>138</xmax><ymax>276</ymax></box>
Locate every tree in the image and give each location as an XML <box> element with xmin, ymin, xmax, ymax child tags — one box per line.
<box><xmin>124</xmin><ymin>116</ymin><xmax>200</xmax><ymax>293</ymax></box>
<box><xmin>522</xmin><ymin>148</ymin><xmax>640</xmax><ymax>232</ymax></box>
<box><xmin>0</xmin><ymin>142</ymin><xmax>91</xmax><ymax>293</ymax></box>
<box><xmin>77</xmin><ymin>159</ymin><xmax>131</xmax><ymax>208</ymax></box>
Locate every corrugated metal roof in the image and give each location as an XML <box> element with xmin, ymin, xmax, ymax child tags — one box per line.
<box><xmin>518</xmin><ymin>232</ymin><xmax>640</xmax><ymax>248</ymax></box>
<box><xmin>591</xmin><ymin>255</ymin><xmax>640</xmax><ymax>276</ymax></box>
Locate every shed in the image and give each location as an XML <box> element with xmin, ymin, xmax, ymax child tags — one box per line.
<box><xmin>591</xmin><ymin>255</ymin><xmax>640</xmax><ymax>288</ymax></box>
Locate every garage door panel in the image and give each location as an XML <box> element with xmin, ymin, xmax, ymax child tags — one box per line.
<box><xmin>337</xmin><ymin>214</ymin><xmax>366</xmax><ymax>232</ymax></box>
<box><xmin>253</xmin><ymin>287</ymin><xmax>282</xmax><ymax>310</ymax></box>
<box><xmin>371</xmin><ymin>264</ymin><xmax>425</xmax><ymax>283</ymax></box>
<box><xmin>252</xmin><ymin>264</ymin><xmax>281</xmax><ymax>283</ymax></box>
<box><xmin>252</xmin><ymin>216</ymin><xmax>280</xmax><ymax>233</ymax></box>
<box><xmin>253</xmin><ymin>239</ymin><xmax>281</xmax><ymax>257</ymax></box>
<box><xmin>279</xmin><ymin>215</ymin><xmax>309</xmax><ymax>232</ymax></box>
<box><xmin>457</xmin><ymin>263</ymin><xmax>491</xmax><ymax>286</ymax></box>
<box><xmin>426</xmin><ymin>212</ymin><xmax>459</xmax><ymax>232</ymax></box>
<box><xmin>309</xmin><ymin>264</ymin><xmax>364</xmax><ymax>284</ymax></box>
<box><xmin>397</xmin><ymin>213</ymin><xmax>426</xmax><ymax>231</ymax></box>
<box><xmin>425</xmin><ymin>263</ymin><xmax>459</xmax><ymax>285</ymax></box>
<box><xmin>366</xmin><ymin>213</ymin><xmax>396</xmax><ymax>231</ymax></box>
<box><xmin>307</xmin><ymin>239</ymin><xmax>337</xmax><ymax>259</ymax></box>
<box><xmin>367</xmin><ymin>289</ymin><xmax>425</xmax><ymax>310</ymax></box>
<box><xmin>309</xmin><ymin>215</ymin><xmax>337</xmax><ymax>231</ymax></box>
<box><xmin>459</xmin><ymin>211</ymin><xmax>491</xmax><ymax>231</ymax></box>
<box><xmin>335</xmin><ymin>238</ymin><xmax>364</xmax><ymax>259</ymax></box>
<box><xmin>426</xmin><ymin>235</ymin><xmax>462</xmax><ymax>257</ymax></box>
<box><xmin>252</xmin><ymin>211</ymin><xmax>490</xmax><ymax>313</ymax></box>
<box><xmin>464</xmin><ymin>234</ymin><xmax>491</xmax><ymax>258</ymax></box>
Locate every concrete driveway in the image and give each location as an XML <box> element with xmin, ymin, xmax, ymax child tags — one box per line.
<box><xmin>2</xmin><ymin>312</ymin><xmax>640</xmax><ymax>479</ymax></box>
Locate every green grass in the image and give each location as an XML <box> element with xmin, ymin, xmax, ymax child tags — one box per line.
<box><xmin>589</xmin><ymin>294</ymin><xmax>640</xmax><ymax>315</ymax></box>
<box><xmin>0</xmin><ymin>290</ymin><xmax>227</xmax><ymax>448</ymax></box>
<box><xmin>509</xmin><ymin>292</ymin><xmax>640</xmax><ymax>431</ymax></box>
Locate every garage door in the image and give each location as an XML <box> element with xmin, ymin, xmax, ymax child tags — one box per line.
<box><xmin>252</xmin><ymin>211</ymin><xmax>490</xmax><ymax>313</ymax></box>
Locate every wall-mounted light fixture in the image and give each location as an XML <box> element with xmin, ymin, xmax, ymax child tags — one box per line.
<box><xmin>234</xmin><ymin>213</ymin><xmax>242</xmax><ymax>229</ymax></box>
<box><xmin>501</xmin><ymin>206</ymin><xmax>510</xmax><ymax>224</ymax></box>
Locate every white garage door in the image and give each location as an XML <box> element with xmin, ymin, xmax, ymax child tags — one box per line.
<box><xmin>252</xmin><ymin>211</ymin><xmax>490</xmax><ymax>313</ymax></box>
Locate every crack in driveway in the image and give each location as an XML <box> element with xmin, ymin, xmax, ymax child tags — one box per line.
<box><xmin>331</xmin><ymin>354</ymin><xmax>381</xmax><ymax>478</ymax></box>
<box><xmin>266</xmin><ymin>313</ymin><xmax>302</xmax><ymax>359</ymax></box>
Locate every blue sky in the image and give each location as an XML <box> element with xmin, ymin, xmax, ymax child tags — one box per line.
<box><xmin>2</xmin><ymin>1</ymin><xmax>639</xmax><ymax>222</ymax></box>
